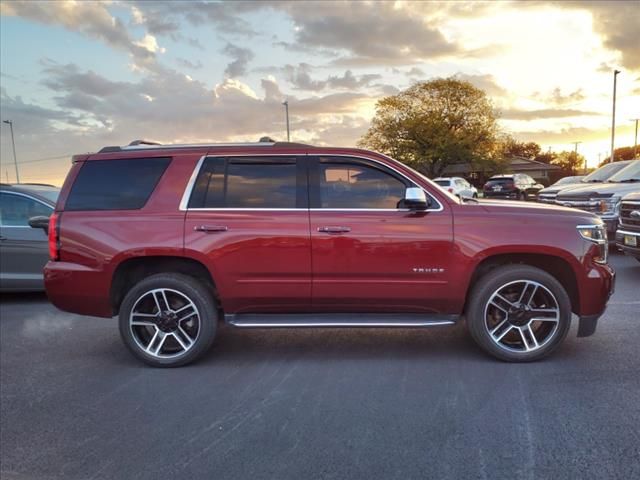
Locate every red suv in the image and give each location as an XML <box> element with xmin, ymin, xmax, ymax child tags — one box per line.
<box><xmin>42</xmin><ymin>141</ymin><xmax>614</xmax><ymax>366</ymax></box>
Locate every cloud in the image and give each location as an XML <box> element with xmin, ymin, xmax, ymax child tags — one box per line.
<box><xmin>176</xmin><ymin>58</ymin><xmax>203</xmax><ymax>70</ymax></box>
<box><xmin>32</xmin><ymin>62</ymin><xmax>374</xmax><ymax>152</ymax></box>
<box><xmin>532</xmin><ymin>87</ymin><xmax>586</xmax><ymax>105</ymax></box>
<box><xmin>130</xmin><ymin>0</ymin><xmax>258</xmax><ymax>37</ymax></box>
<box><xmin>454</xmin><ymin>73</ymin><xmax>508</xmax><ymax>98</ymax></box>
<box><xmin>502</xmin><ymin>108</ymin><xmax>601</xmax><ymax>121</ymax></box>
<box><xmin>406</xmin><ymin>67</ymin><xmax>425</xmax><ymax>78</ymax></box>
<box><xmin>1</xmin><ymin>0</ymin><xmax>156</xmax><ymax>67</ymax></box>
<box><xmin>222</xmin><ymin>43</ymin><xmax>254</xmax><ymax>78</ymax></box>
<box><xmin>576</xmin><ymin>1</ymin><xmax>640</xmax><ymax>70</ymax></box>
<box><xmin>277</xmin><ymin>1</ymin><xmax>460</xmax><ymax>65</ymax></box>
<box><xmin>283</xmin><ymin>64</ymin><xmax>382</xmax><ymax>91</ymax></box>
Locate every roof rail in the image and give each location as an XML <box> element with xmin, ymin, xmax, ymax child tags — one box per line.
<box><xmin>98</xmin><ymin>139</ymin><xmax>312</xmax><ymax>153</ymax></box>
<box><xmin>128</xmin><ymin>139</ymin><xmax>162</xmax><ymax>146</ymax></box>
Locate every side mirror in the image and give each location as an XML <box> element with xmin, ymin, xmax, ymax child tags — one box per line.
<box><xmin>28</xmin><ymin>215</ymin><xmax>50</xmax><ymax>234</ymax></box>
<box><xmin>404</xmin><ymin>187</ymin><xmax>429</xmax><ymax>210</ymax></box>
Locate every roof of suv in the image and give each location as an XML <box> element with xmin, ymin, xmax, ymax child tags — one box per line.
<box><xmin>97</xmin><ymin>139</ymin><xmax>313</xmax><ymax>154</ymax></box>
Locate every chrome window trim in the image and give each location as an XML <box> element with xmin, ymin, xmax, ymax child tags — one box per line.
<box><xmin>0</xmin><ymin>190</ymin><xmax>54</xmax><ymax>227</ymax></box>
<box><xmin>178</xmin><ymin>155</ymin><xmax>206</xmax><ymax>211</ymax></box>
<box><xmin>178</xmin><ymin>153</ymin><xmax>445</xmax><ymax>213</ymax></box>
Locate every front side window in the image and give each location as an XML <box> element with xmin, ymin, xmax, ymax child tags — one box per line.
<box><xmin>0</xmin><ymin>193</ymin><xmax>52</xmax><ymax>226</ymax></box>
<box><xmin>65</xmin><ymin>158</ymin><xmax>170</xmax><ymax>211</ymax></box>
<box><xmin>316</xmin><ymin>159</ymin><xmax>407</xmax><ymax>209</ymax></box>
<box><xmin>189</xmin><ymin>157</ymin><xmax>299</xmax><ymax>209</ymax></box>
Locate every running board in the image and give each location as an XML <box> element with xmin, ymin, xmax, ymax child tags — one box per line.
<box><xmin>225</xmin><ymin>313</ymin><xmax>459</xmax><ymax>328</ymax></box>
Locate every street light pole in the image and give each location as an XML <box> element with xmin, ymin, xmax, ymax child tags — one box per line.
<box><xmin>571</xmin><ymin>141</ymin><xmax>583</xmax><ymax>173</ymax></box>
<box><xmin>632</xmin><ymin>118</ymin><xmax>639</xmax><ymax>159</ymax></box>
<box><xmin>2</xmin><ymin>119</ymin><xmax>20</xmax><ymax>183</ymax></box>
<box><xmin>610</xmin><ymin>70</ymin><xmax>620</xmax><ymax>163</ymax></box>
<box><xmin>282</xmin><ymin>100</ymin><xmax>290</xmax><ymax>142</ymax></box>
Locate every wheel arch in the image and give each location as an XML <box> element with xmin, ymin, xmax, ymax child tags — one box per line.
<box><xmin>463</xmin><ymin>252</ymin><xmax>580</xmax><ymax>316</ymax></box>
<box><xmin>110</xmin><ymin>255</ymin><xmax>219</xmax><ymax>316</ymax></box>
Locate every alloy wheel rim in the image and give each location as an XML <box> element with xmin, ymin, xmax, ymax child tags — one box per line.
<box><xmin>483</xmin><ymin>280</ymin><xmax>560</xmax><ymax>353</ymax></box>
<box><xmin>129</xmin><ymin>288</ymin><xmax>200</xmax><ymax>359</ymax></box>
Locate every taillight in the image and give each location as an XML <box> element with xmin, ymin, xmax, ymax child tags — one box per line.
<box><xmin>483</xmin><ymin>183</ymin><xmax>490</xmax><ymax>189</ymax></box>
<box><xmin>506</xmin><ymin>181</ymin><xmax>515</xmax><ymax>189</ymax></box>
<box><xmin>448</xmin><ymin>188</ymin><xmax>454</xmax><ymax>193</ymax></box>
<box><xmin>48</xmin><ymin>212</ymin><xmax>60</xmax><ymax>261</ymax></box>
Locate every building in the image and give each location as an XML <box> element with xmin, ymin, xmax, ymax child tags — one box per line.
<box><xmin>443</xmin><ymin>156</ymin><xmax>561</xmax><ymax>186</ymax></box>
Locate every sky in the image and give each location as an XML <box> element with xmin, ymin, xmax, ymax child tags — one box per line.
<box><xmin>1</xmin><ymin>0</ymin><xmax>639</xmax><ymax>186</ymax></box>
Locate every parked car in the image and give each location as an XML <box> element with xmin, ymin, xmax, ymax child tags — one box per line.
<box><xmin>536</xmin><ymin>175</ymin><xmax>584</xmax><ymax>203</ymax></box>
<box><xmin>556</xmin><ymin>160</ymin><xmax>640</xmax><ymax>240</ymax></box>
<box><xmin>482</xmin><ymin>174</ymin><xmax>543</xmax><ymax>200</ymax></box>
<box><xmin>0</xmin><ymin>183</ymin><xmax>60</xmax><ymax>291</ymax></box>
<box><xmin>40</xmin><ymin>140</ymin><xmax>614</xmax><ymax>367</ymax></box>
<box><xmin>615</xmin><ymin>192</ymin><xmax>640</xmax><ymax>262</ymax></box>
<box><xmin>433</xmin><ymin>177</ymin><xmax>478</xmax><ymax>198</ymax></box>
<box><xmin>537</xmin><ymin>161</ymin><xmax>633</xmax><ymax>204</ymax></box>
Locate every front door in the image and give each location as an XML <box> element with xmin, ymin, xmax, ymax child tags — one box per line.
<box><xmin>184</xmin><ymin>155</ymin><xmax>311</xmax><ymax>313</ymax></box>
<box><xmin>309</xmin><ymin>156</ymin><xmax>454</xmax><ymax>313</ymax></box>
<box><xmin>0</xmin><ymin>192</ymin><xmax>52</xmax><ymax>290</ymax></box>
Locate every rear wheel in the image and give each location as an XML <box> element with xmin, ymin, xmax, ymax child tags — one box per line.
<box><xmin>518</xmin><ymin>191</ymin><xmax>527</xmax><ymax>201</ymax></box>
<box><xmin>466</xmin><ymin>265</ymin><xmax>571</xmax><ymax>362</ymax></box>
<box><xmin>118</xmin><ymin>273</ymin><xmax>217</xmax><ymax>367</ymax></box>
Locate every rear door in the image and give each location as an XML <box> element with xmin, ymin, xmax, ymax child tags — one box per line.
<box><xmin>184</xmin><ymin>155</ymin><xmax>311</xmax><ymax>313</ymax></box>
<box><xmin>308</xmin><ymin>156</ymin><xmax>454</xmax><ymax>313</ymax></box>
<box><xmin>0</xmin><ymin>191</ymin><xmax>52</xmax><ymax>290</ymax></box>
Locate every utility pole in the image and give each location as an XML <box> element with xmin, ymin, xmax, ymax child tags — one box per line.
<box><xmin>610</xmin><ymin>70</ymin><xmax>620</xmax><ymax>163</ymax></box>
<box><xmin>2</xmin><ymin>119</ymin><xmax>20</xmax><ymax>183</ymax></box>
<box><xmin>631</xmin><ymin>118</ymin><xmax>639</xmax><ymax>158</ymax></box>
<box><xmin>572</xmin><ymin>141</ymin><xmax>583</xmax><ymax>174</ymax></box>
<box><xmin>282</xmin><ymin>100</ymin><xmax>290</xmax><ymax>142</ymax></box>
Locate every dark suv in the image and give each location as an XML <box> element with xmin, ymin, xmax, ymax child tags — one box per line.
<box><xmin>483</xmin><ymin>174</ymin><xmax>543</xmax><ymax>200</ymax></box>
<box><xmin>42</xmin><ymin>141</ymin><xmax>614</xmax><ymax>367</ymax></box>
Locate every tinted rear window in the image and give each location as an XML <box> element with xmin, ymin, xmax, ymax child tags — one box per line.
<box><xmin>434</xmin><ymin>180</ymin><xmax>450</xmax><ymax>187</ymax></box>
<box><xmin>189</xmin><ymin>157</ymin><xmax>300</xmax><ymax>209</ymax></box>
<box><xmin>65</xmin><ymin>158</ymin><xmax>170</xmax><ymax>211</ymax></box>
<box><xmin>487</xmin><ymin>177</ymin><xmax>514</xmax><ymax>184</ymax></box>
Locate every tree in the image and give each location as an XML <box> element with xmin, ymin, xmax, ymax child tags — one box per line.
<box><xmin>358</xmin><ymin>78</ymin><xmax>500</xmax><ymax>177</ymax></box>
<box><xmin>552</xmin><ymin>151</ymin><xmax>585</xmax><ymax>175</ymax></box>
<box><xmin>501</xmin><ymin>137</ymin><xmax>542</xmax><ymax>160</ymax></box>
<box><xmin>601</xmin><ymin>145</ymin><xmax>639</xmax><ymax>164</ymax></box>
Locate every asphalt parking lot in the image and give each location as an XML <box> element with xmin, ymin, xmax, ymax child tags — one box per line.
<box><xmin>1</xmin><ymin>253</ymin><xmax>639</xmax><ymax>480</ymax></box>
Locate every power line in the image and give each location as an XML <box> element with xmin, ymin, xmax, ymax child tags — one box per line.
<box><xmin>9</xmin><ymin>154</ymin><xmax>72</xmax><ymax>165</ymax></box>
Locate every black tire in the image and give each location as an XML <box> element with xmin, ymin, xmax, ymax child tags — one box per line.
<box><xmin>466</xmin><ymin>265</ymin><xmax>571</xmax><ymax>362</ymax></box>
<box><xmin>473</xmin><ymin>193</ymin><xmax>478</xmax><ymax>199</ymax></box>
<box><xmin>518</xmin><ymin>191</ymin><xmax>527</xmax><ymax>201</ymax></box>
<box><xmin>118</xmin><ymin>273</ymin><xmax>217</xmax><ymax>367</ymax></box>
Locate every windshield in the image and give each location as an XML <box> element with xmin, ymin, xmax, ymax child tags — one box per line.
<box><xmin>607</xmin><ymin>160</ymin><xmax>640</xmax><ymax>183</ymax></box>
<box><xmin>25</xmin><ymin>186</ymin><xmax>60</xmax><ymax>203</ymax></box>
<box><xmin>554</xmin><ymin>176</ymin><xmax>583</xmax><ymax>186</ymax></box>
<box><xmin>583</xmin><ymin>161</ymin><xmax>630</xmax><ymax>182</ymax></box>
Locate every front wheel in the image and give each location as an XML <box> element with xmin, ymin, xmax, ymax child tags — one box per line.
<box><xmin>118</xmin><ymin>273</ymin><xmax>218</xmax><ymax>367</ymax></box>
<box><xmin>466</xmin><ymin>265</ymin><xmax>571</xmax><ymax>362</ymax></box>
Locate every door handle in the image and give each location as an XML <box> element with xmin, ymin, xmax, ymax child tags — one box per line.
<box><xmin>317</xmin><ymin>226</ymin><xmax>351</xmax><ymax>234</ymax></box>
<box><xmin>194</xmin><ymin>225</ymin><xmax>228</xmax><ymax>233</ymax></box>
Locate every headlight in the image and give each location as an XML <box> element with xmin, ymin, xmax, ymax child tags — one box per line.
<box><xmin>577</xmin><ymin>224</ymin><xmax>608</xmax><ymax>264</ymax></box>
<box><xmin>595</xmin><ymin>196</ymin><xmax>621</xmax><ymax>216</ymax></box>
